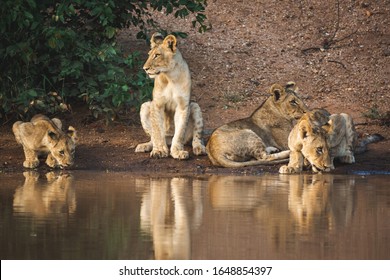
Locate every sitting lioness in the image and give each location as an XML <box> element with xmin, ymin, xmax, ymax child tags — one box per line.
<box><xmin>12</xmin><ymin>114</ymin><xmax>77</xmax><ymax>169</ymax></box>
<box><xmin>279</xmin><ymin>109</ymin><xmax>333</xmax><ymax>173</ymax></box>
<box><xmin>206</xmin><ymin>82</ymin><xmax>308</xmax><ymax>167</ymax></box>
<box><xmin>135</xmin><ymin>33</ymin><xmax>206</xmax><ymax>159</ymax></box>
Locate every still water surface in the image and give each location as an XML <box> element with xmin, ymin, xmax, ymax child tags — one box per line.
<box><xmin>1</xmin><ymin>171</ymin><xmax>389</xmax><ymax>260</ymax></box>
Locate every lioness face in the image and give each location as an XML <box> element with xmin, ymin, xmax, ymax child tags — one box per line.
<box><xmin>143</xmin><ymin>34</ymin><xmax>177</xmax><ymax>78</ymax></box>
<box><xmin>301</xmin><ymin>130</ymin><xmax>332</xmax><ymax>172</ymax></box>
<box><xmin>280</xmin><ymin>92</ymin><xmax>309</xmax><ymax>120</ymax></box>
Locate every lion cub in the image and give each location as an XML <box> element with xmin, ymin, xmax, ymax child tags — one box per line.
<box><xmin>279</xmin><ymin>109</ymin><xmax>333</xmax><ymax>174</ymax></box>
<box><xmin>135</xmin><ymin>33</ymin><xmax>206</xmax><ymax>159</ymax></box>
<box><xmin>12</xmin><ymin>114</ymin><xmax>77</xmax><ymax>169</ymax></box>
<box><xmin>206</xmin><ymin>82</ymin><xmax>308</xmax><ymax>167</ymax></box>
<box><xmin>279</xmin><ymin>109</ymin><xmax>384</xmax><ymax>173</ymax></box>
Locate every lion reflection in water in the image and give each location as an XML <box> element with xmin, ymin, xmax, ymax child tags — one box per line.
<box><xmin>13</xmin><ymin>171</ymin><xmax>76</xmax><ymax>218</ymax></box>
<box><xmin>137</xmin><ymin>177</ymin><xmax>205</xmax><ymax>260</ymax></box>
<box><xmin>208</xmin><ymin>174</ymin><xmax>355</xmax><ymax>243</ymax></box>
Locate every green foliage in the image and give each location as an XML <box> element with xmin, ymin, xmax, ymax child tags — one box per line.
<box><xmin>0</xmin><ymin>0</ymin><xmax>209</xmax><ymax>122</ymax></box>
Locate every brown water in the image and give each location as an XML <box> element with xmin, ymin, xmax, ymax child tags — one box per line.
<box><xmin>0</xmin><ymin>171</ymin><xmax>389</xmax><ymax>260</ymax></box>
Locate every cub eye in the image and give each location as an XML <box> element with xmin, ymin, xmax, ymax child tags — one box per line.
<box><xmin>153</xmin><ymin>53</ymin><xmax>160</xmax><ymax>59</ymax></box>
<box><xmin>316</xmin><ymin>147</ymin><xmax>323</xmax><ymax>154</ymax></box>
<box><xmin>290</xmin><ymin>99</ymin><xmax>298</xmax><ymax>106</ymax></box>
<box><xmin>59</xmin><ymin>150</ymin><xmax>65</xmax><ymax>156</ymax></box>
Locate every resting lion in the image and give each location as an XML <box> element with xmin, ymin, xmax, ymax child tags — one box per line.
<box><xmin>135</xmin><ymin>33</ymin><xmax>206</xmax><ymax>159</ymax></box>
<box><xmin>12</xmin><ymin>114</ymin><xmax>77</xmax><ymax>169</ymax></box>
<box><xmin>206</xmin><ymin>82</ymin><xmax>308</xmax><ymax>167</ymax></box>
<box><xmin>279</xmin><ymin>109</ymin><xmax>333</xmax><ymax>173</ymax></box>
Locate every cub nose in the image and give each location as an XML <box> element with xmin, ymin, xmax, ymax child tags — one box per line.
<box><xmin>143</xmin><ymin>66</ymin><xmax>149</xmax><ymax>71</ymax></box>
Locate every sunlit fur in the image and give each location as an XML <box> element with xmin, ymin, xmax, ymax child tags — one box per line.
<box><xmin>13</xmin><ymin>114</ymin><xmax>77</xmax><ymax>168</ymax></box>
<box><xmin>206</xmin><ymin>82</ymin><xmax>309</xmax><ymax>167</ymax></box>
<box><xmin>135</xmin><ymin>33</ymin><xmax>206</xmax><ymax>159</ymax></box>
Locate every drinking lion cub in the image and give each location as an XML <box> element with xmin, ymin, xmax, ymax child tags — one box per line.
<box><xmin>206</xmin><ymin>82</ymin><xmax>308</xmax><ymax>167</ymax></box>
<box><xmin>12</xmin><ymin>114</ymin><xmax>77</xmax><ymax>169</ymax></box>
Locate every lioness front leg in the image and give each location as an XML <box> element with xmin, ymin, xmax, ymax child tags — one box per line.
<box><xmin>170</xmin><ymin>105</ymin><xmax>190</xmax><ymax>160</ymax></box>
<box><xmin>150</xmin><ymin>102</ymin><xmax>169</xmax><ymax>158</ymax></box>
<box><xmin>22</xmin><ymin>147</ymin><xmax>40</xmax><ymax>169</ymax></box>
<box><xmin>279</xmin><ymin>150</ymin><xmax>304</xmax><ymax>174</ymax></box>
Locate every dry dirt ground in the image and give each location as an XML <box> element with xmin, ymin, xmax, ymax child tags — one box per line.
<box><xmin>1</xmin><ymin>0</ymin><xmax>389</xmax><ymax>175</ymax></box>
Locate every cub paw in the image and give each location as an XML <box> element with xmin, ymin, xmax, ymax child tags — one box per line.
<box><xmin>339</xmin><ymin>154</ymin><xmax>355</xmax><ymax>164</ymax></box>
<box><xmin>279</xmin><ymin>165</ymin><xmax>300</xmax><ymax>174</ymax></box>
<box><xmin>23</xmin><ymin>159</ymin><xmax>40</xmax><ymax>169</ymax></box>
<box><xmin>46</xmin><ymin>155</ymin><xmax>58</xmax><ymax>168</ymax></box>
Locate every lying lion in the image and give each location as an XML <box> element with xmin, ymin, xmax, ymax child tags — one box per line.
<box><xmin>206</xmin><ymin>82</ymin><xmax>308</xmax><ymax>167</ymax></box>
<box><xmin>12</xmin><ymin>114</ymin><xmax>77</xmax><ymax>169</ymax></box>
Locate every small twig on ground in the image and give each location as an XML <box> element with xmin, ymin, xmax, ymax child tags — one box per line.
<box><xmin>327</xmin><ymin>59</ymin><xmax>347</xmax><ymax>69</ymax></box>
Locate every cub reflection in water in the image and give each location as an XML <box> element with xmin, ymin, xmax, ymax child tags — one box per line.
<box><xmin>282</xmin><ymin>174</ymin><xmax>355</xmax><ymax>233</ymax></box>
<box><xmin>208</xmin><ymin>174</ymin><xmax>355</xmax><ymax>238</ymax></box>
<box><xmin>13</xmin><ymin>171</ymin><xmax>76</xmax><ymax>218</ymax></box>
<box><xmin>137</xmin><ymin>177</ymin><xmax>205</xmax><ymax>260</ymax></box>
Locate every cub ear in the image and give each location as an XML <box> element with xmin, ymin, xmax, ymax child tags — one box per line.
<box><xmin>67</xmin><ymin>126</ymin><xmax>78</xmax><ymax>143</ymax></box>
<box><xmin>150</xmin><ymin>32</ymin><xmax>164</xmax><ymax>49</ymax></box>
<box><xmin>285</xmin><ymin>81</ymin><xmax>298</xmax><ymax>92</ymax></box>
<box><xmin>48</xmin><ymin>130</ymin><xmax>58</xmax><ymax>141</ymax></box>
<box><xmin>51</xmin><ymin>118</ymin><xmax>63</xmax><ymax>130</ymax></box>
<box><xmin>298</xmin><ymin>121</ymin><xmax>312</xmax><ymax>139</ymax></box>
<box><xmin>163</xmin><ymin>34</ymin><xmax>177</xmax><ymax>52</ymax></box>
<box><xmin>321</xmin><ymin>120</ymin><xmax>333</xmax><ymax>134</ymax></box>
<box><xmin>270</xmin><ymin>84</ymin><xmax>285</xmax><ymax>101</ymax></box>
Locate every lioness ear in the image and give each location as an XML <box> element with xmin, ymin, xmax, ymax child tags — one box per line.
<box><xmin>270</xmin><ymin>84</ymin><xmax>285</xmax><ymax>101</ymax></box>
<box><xmin>67</xmin><ymin>126</ymin><xmax>78</xmax><ymax>143</ymax></box>
<box><xmin>163</xmin><ymin>34</ymin><xmax>177</xmax><ymax>52</ymax></box>
<box><xmin>150</xmin><ymin>32</ymin><xmax>164</xmax><ymax>49</ymax></box>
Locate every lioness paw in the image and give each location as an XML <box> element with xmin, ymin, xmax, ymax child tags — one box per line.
<box><xmin>150</xmin><ymin>148</ymin><xmax>169</xmax><ymax>159</ymax></box>
<box><xmin>171</xmin><ymin>149</ymin><xmax>189</xmax><ymax>160</ymax></box>
<box><xmin>193</xmin><ymin>144</ymin><xmax>206</xmax><ymax>156</ymax></box>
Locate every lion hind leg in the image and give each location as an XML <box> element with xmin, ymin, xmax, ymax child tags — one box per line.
<box><xmin>135</xmin><ymin>141</ymin><xmax>153</xmax><ymax>153</ymax></box>
<box><xmin>188</xmin><ymin>102</ymin><xmax>206</xmax><ymax>156</ymax></box>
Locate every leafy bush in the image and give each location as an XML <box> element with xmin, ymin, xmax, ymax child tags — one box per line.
<box><xmin>0</xmin><ymin>0</ymin><xmax>209</xmax><ymax>122</ymax></box>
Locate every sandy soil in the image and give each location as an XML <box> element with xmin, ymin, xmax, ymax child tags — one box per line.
<box><xmin>1</xmin><ymin>0</ymin><xmax>389</xmax><ymax>175</ymax></box>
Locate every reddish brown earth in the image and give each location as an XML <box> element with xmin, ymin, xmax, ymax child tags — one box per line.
<box><xmin>1</xmin><ymin>0</ymin><xmax>389</xmax><ymax>175</ymax></box>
